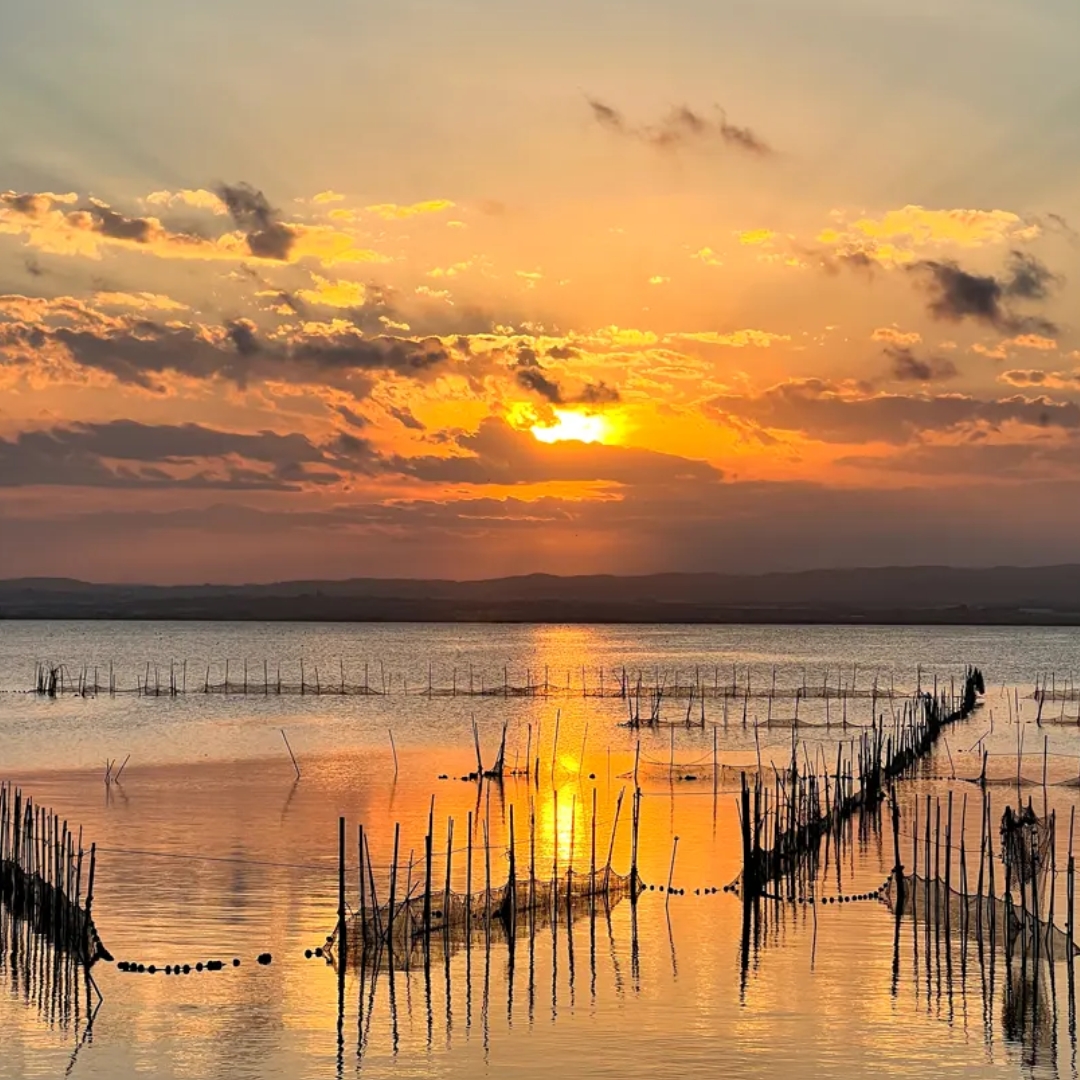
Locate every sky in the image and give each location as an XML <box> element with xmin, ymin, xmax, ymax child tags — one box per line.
<box><xmin>3</xmin><ymin>0</ymin><xmax>1080</xmax><ymax>582</ymax></box>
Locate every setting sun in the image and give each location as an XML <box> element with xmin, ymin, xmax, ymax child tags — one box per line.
<box><xmin>531</xmin><ymin>409</ymin><xmax>611</xmax><ymax>444</ymax></box>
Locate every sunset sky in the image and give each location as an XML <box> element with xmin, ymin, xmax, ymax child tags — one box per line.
<box><xmin>3</xmin><ymin>0</ymin><xmax>1080</xmax><ymax>581</ymax></box>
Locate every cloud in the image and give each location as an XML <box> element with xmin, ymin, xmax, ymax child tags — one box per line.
<box><xmin>692</xmin><ymin>247</ymin><xmax>723</xmax><ymax>266</ymax></box>
<box><xmin>386</xmin><ymin>404</ymin><xmax>425</xmax><ymax>430</ymax></box>
<box><xmin>843</xmin><ymin>206</ymin><xmax>1038</xmax><ymax>249</ymax></box>
<box><xmin>296</xmin><ymin>274</ymin><xmax>368</xmax><ymax>309</ymax></box>
<box><xmin>0</xmin><ymin>314</ymin><xmax>456</xmax><ymax>393</ymax></box>
<box><xmin>93</xmin><ymin>291</ymin><xmax>188</xmax><ymax>311</ymax></box>
<box><xmin>513</xmin><ymin>346</ymin><xmax>620</xmax><ymax>405</ymax></box>
<box><xmin>21</xmin><ymin>459</ymin><xmax>1080</xmax><ymax>580</ymax></box>
<box><xmin>708</xmin><ymin>378</ymin><xmax>1080</xmax><ymax>444</ymax></box>
<box><xmin>334</xmin><ymin>404</ymin><xmax>370</xmax><ymax>429</ymax></box>
<box><xmin>0</xmin><ymin>420</ymin><xmax>341</xmax><ymax>490</ymax></box>
<box><xmin>586</xmin><ymin>99</ymin><xmax>772</xmax><ymax>155</ymax></box>
<box><xmin>872</xmin><ymin>327</ymin><xmax>922</xmax><ymax>346</ymax></box>
<box><xmin>216</xmin><ymin>182</ymin><xmax>298</xmax><ymax>261</ymax></box>
<box><xmin>365</xmin><ymin>200</ymin><xmax>455</xmax><ymax>220</ymax></box>
<box><xmin>2</xmin><ymin>189</ymin><xmax>384</xmax><ymax>266</ymax></box>
<box><xmin>908</xmin><ymin>250</ymin><xmax>1060</xmax><ymax>334</ymax></box>
<box><xmin>668</xmin><ymin>329</ymin><xmax>790</xmax><ymax>348</ymax></box>
<box><xmin>392</xmin><ymin>417</ymin><xmax>719</xmax><ymax>486</ymax></box>
<box><xmin>999</xmin><ymin>369</ymin><xmax>1080</xmax><ymax>390</ymax></box>
<box><xmin>837</xmin><ymin>438</ymin><xmax>1080</xmax><ymax>480</ymax></box>
<box><xmin>736</xmin><ymin>229</ymin><xmax>777</xmax><ymax>246</ymax></box>
<box><xmin>145</xmin><ymin>189</ymin><xmax>228</xmax><ymax>215</ymax></box>
<box><xmin>516</xmin><ymin>363</ymin><xmax>564</xmax><ymax>402</ymax></box>
<box><xmin>885</xmin><ymin>346</ymin><xmax>959</xmax><ymax>383</ymax></box>
<box><xmin>1007</xmin><ymin>333</ymin><xmax>1058</xmax><ymax>351</ymax></box>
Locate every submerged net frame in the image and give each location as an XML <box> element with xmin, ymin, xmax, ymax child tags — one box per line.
<box><xmin>884</xmin><ymin>871</ymin><xmax>1078</xmax><ymax>962</ymax></box>
<box><xmin>332</xmin><ymin>866</ymin><xmax>641</xmax><ymax>969</ymax></box>
<box><xmin>328</xmin><ymin>788</ymin><xmax>646</xmax><ymax>969</ymax></box>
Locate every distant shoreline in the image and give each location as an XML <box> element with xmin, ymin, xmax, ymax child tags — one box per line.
<box><xmin>6</xmin><ymin>566</ymin><xmax>1080</xmax><ymax>625</ymax></box>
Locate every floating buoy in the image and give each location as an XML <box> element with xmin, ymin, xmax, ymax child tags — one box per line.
<box><xmin>257</xmin><ymin>953</ymin><xmax>272</xmax><ymax>966</ymax></box>
<box><xmin>148</xmin><ymin>965</ymin><xmax>157</xmax><ymax>974</ymax></box>
<box><xmin>305</xmin><ymin>949</ymin><xmax>313</xmax><ymax>959</ymax></box>
<box><xmin>183</xmin><ymin>965</ymin><xmax>191</xmax><ymax>974</ymax></box>
<box><xmin>207</xmin><ymin>960</ymin><xmax>224</xmax><ymax>972</ymax></box>
<box><xmin>196</xmin><ymin>962</ymin><xmax>204</xmax><ymax>971</ymax></box>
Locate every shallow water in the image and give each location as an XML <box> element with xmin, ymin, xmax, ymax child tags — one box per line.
<box><xmin>2</xmin><ymin>622</ymin><xmax>1080</xmax><ymax>1079</ymax></box>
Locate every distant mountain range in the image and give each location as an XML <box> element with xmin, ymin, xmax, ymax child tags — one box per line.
<box><xmin>6</xmin><ymin>566</ymin><xmax>1080</xmax><ymax>623</ymax></box>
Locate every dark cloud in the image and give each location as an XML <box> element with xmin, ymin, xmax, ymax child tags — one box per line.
<box><xmin>1045</xmin><ymin>213</ymin><xmax>1080</xmax><ymax>244</ymax></box>
<box><xmin>718</xmin><ymin>110</ymin><xmax>772</xmax><ymax>155</ymax></box>
<box><xmin>587</xmin><ymin>99</ymin><xmax>772</xmax><ymax>155</ymax></box>
<box><xmin>1</xmin><ymin>192</ymin><xmax>50</xmax><ymax>218</ymax></box>
<box><xmin>227</xmin><ymin>319</ymin><xmax>260</xmax><ymax>356</ymax></box>
<box><xmin>290</xmin><ymin>331</ymin><xmax>451</xmax><ymax>376</ymax></box>
<box><xmin>709</xmin><ymin>379</ymin><xmax>1080</xmax><ymax>444</ymax></box>
<box><xmin>85</xmin><ymin>204</ymin><xmax>154</xmax><ymax>243</ymax></box>
<box><xmin>0</xmin><ymin>317</ymin><xmax>454</xmax><ymax>393</ymax></box>
<box><xmin>392</xmin><ymin>417</ymin><xmax>720</xmax><ymax>486</ymax></box>
<box><xmin>216</xmin><ymin>182</ymin><xmax>297</xmax><ymax>261</ymax></box>
<box><xmin>576</xmin><ymin>380</ymin><xmax>621</xmax><ymax>404</ymax></box>
<box><xmin>513</xmin><ymin>346</ymin><xmax>620</xmax><ymax>405</ymax></box>
<box><xmin>837</xmin><ymin>438</ymin><xmax>1080</xmax><ymax>480</ymax></box>
<box><xmin>909</xmin><ymin>250</ymin><xmax>1060</xmax><ymax>334</ymax></box>
<box><xmin>387</xmin><ymin>404</ymin><xmax>425</xmax><ymax>430</ymax></box>
<box><xmin>516</xmin><ymin>364</ymin><xmax>564</xmax><ymax>403</ymax></box>
<box><xmin>334</xmin><ymin>404</ymin><xmax>370</xmax><ymax>429</ymax></box>
<box><xmin>999</xmin><ymin>369</ymin><xmax>1080</xmax><ymax>389</ymax></box>
<box><xmin>0</xmin><ymin>420</ymin><xmax>339</xmax><ymax>490</ymax></box>
<box><xmin>886</xmin><ymin>346</ymin><xmax>959</xmax><ymax>383</ymax></box>
<box><xmin>546</xmin><ymin>344</ymin><xmax>579</xmax><ymax>360</ymax></box>
<box><xmin>1005</xmin><ymin>250</ymin><xmax>1057</xmax><ymax>300</ymax></box>
<box><xmin>16</xmin><ymin>474</ymin><xmax>1080</xmax><ymax>581</ymax></box>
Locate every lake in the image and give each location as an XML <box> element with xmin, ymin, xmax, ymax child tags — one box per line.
<box><xmin>2</xmin><ymin>622</ymin><xmax>1078</xmax><ymax>1080</ymax></box>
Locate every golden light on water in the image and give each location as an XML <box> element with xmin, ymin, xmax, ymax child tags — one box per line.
<box><xmin>531</xmin><ymin>408</ymin><xmax>611</xmax><ymax>445</ymax></box>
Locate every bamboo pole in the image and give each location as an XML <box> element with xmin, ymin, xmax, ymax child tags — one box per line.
<box><xmin>337</xmin><ymin>817</ymin><xmax>347</xmax><ymax>957</ymax></box>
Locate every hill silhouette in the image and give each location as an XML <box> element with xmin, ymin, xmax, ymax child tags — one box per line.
<box><xmin>5</xmin><ymin>566</ymin><xmax>1080</xmax><ymax>623</ymax></box>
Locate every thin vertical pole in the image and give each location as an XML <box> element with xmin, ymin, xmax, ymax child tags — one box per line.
<box><xmin>338</xmin><ymin>817</ymin><xmax>347</xmax><ymax>957</ymax></box>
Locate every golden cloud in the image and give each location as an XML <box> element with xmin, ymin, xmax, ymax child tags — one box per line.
<box><xmin>830</xmin><ymin>205</ymin><xmax>1037</xmax><ymax>250</ymax></box>
<box><xmin>296</xmin><ymin>275</ymin><xmax>368</xmax><ymax>308</ymax></box>
<box><xmin>145</xmin><ymin>189</ymin><xmax>228</xmax><ymax>214</ymax></box>
<box><xmin>1006</xmin><ymin>333</ymin><xmax>1058</xmax><ymax>351</ymax></box>
<box><xmin>692</xmin><ymin>247</ymin><xmax>723</xmax><ymax>266</ymax></box>
<box><xmin>1</xmin><ymin>191</ymin><xmax>386</xmax><ymax>267</ymax></box>
<box><xmin>366</xmin><ymin>200</ymin><xmax>455</xmax><ymax>221</ymax></box>
<box><xmin>999</xmin><ymin>369</ymin><xmax>1080</xmax><ymax>389</ymax></box>
<box><xmin>669</xmin><ymin>330</ymin><xmax>790</xmax><ymax>348</ymax></box>
<box><xmin>736</xmin><ymin>228</ymin><xmax>776</xmax><ymax>246</ymax></box>
<box><xmin>94</xmin><ymin>291</ymin><xmax>189</xmax><ymax>311</ymax></box>
<box><xmin>872</xmin><ymin>327</ymin><xmax>923</xmax><ymax>345</ymax></box>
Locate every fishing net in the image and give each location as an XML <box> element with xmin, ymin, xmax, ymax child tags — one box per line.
<box><xmin>332</xmin><ymin>867</ymin><xmax>641</xmax><ymax>966</ymax></box>
<box><xmin>882</xmin><ymin>872</ymin><xmax>1077</xmax><ymax>961</ymax></box>
<box><xmin>1001</xmin><ymin>803</ymin><xmax>1053</xmax><ymax>889</ymax></box>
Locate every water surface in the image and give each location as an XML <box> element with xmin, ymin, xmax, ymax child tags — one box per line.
<box><xmin>2</xmin><ymin>622</ymin><xmax>1078</xmax><ymax>1079</ymax></box>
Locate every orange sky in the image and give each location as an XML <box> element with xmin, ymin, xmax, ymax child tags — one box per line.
<box><xmin>2</xmin><ymin>0</ymin><xmax>1080</xmax><ymax>580</ymax></box>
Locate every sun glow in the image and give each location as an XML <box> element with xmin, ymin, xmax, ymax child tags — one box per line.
<box><xmin>531</xmin><ymin>409</ymin><xmax>611</xmax><ymax>444</ymax></box>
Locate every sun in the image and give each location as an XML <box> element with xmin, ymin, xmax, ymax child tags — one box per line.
<box><xmin>531</xmin><ymin>408</ymin><xmax>611</xmax><ymax>444</ymax></box>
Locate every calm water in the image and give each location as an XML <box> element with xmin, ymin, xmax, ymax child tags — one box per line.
<box><xmin>2</xmin><ymin>622</ymin><xmax>1080</xmax><ymax>1080</ymax></box>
